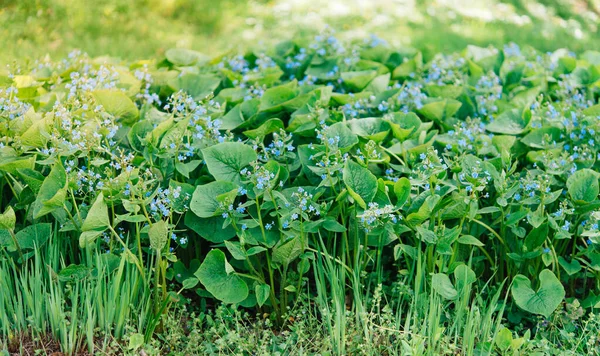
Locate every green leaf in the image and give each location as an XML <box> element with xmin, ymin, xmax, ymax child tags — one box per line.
<box><xmin>159</xmin><ymin>119</ymin><xmax>188</xmax><ymax>149</ymax></box>
<box><xmin>485</xmin><ymin>108</ymin><xmax>528</xmax><ymax>135</ymax></box>
<box><xmin>416</xmin><ymin>226</ymin><xmax>437</xmax><ymax>244</ymax></box>
<box><xmin>558</xmin><ymin>257</ymin><xmax>582</xmax><ymax>276</ymax></box>
<box><xmin>168</xmin><ymin>73</ymin><xmax>221</xmax><ymax>100</ymax></box>
<box><xmin>457</xmin><ymin>235</ymin><xmax>484</xmax><ymax>247</ymax></box>
<box><xmin>149</xmin><ymin>220</ymin><xmax>168</xmax><ymax>251</ymax></box>
<box><xmin>184</xmin><ymin>212</ymin><xmax>236</xmax><ymax>243</ymax></box>
<box><xmin>343</xmin><ymin>160</ymin><xmax>377</xmax><ymax>209</ymax></box>
<box><xmin>495</xmin><ymin>327</ymin><xmax>513</xmax><ymax>351</ymax></box>
<box><xmin>392</xmin><ymin>52</ymin><xmax>422</xmax><ymax>79</ymax></box>
<box><xmin>165</xmin><ymin>48</ymin><xmax>207</xmax><ymax>66</ymax></box>
<box><xmin>417</xmin><ymin>99</ymin><xmax>462</xmax><ymax>128</ymax></box>
<box><xmin>322</xmin><ymin>218</ymin><xmax>346</xmax><ymax>232</ymax></box>
<box><xmin>0</xmin><ymin>230</ymin><xmax>15</xmax><ymax>251</ymax></box>
<box><xmin>384</xmin><ymin>112</ymin><xmax>421</xmax><ymax>141</ymax></box>
<box><xmin>340</xmin><ymin>70</ymin><xmax>378</xmax><ymax>91</ymax></box>
<box><xmin>347</xmin><ymin>117</ymin><xmax>390</xmax><ymax>142</ymax></box>
<box><xmin>190</xmin><ymin>181</ymin><xmax>236</xmax><ymax>218</ymax></box>
<box><xmin>182</xmin><ymin>277</ymin><xmax>199</xmax><ymax>289</ymax></box>
<box><xmin>79</xmin><ymin>231</ymin><xmax>105</xmax><ymax>248</ymax></box>
<box><xmin>58</xmin><ymin>264</ymin><xmax>91</xmax><ymax>282</ymax></box>
<box><xmin>511</xmin><ymin>269</ymin><xmax>565</xmax><ymax>317</ymax></box>
<box><xmin>393</xmin><ymin>177</ymin><xmax>411</xmax><ymax>207</ymax></box>
<box><xmin>0</xmin><ymin>157</ymin><xmax>36</xmax><ymax>175</ymax></box>
<box><xmin>175</xmin><ymin>160</ymin><xmax>202</xmax><ymax>179</ymax></box>
<box><xmin>243</xmin><ymin>118</ymin><xmax>284</xmax><ymax>139</ymax></box>
<box><xmin>195</xmin><ymin>249</ymin><xmax>249</xmax><ymax>304</ymax></box>
<box><xmin>524</xmin><ymin>223</ymin><xmax>548</xmax><ymax>251</ymax></box>
<box><xmin>567</xmin><ymin>169</ymin><xmax>599</xmax><ymax>203</ymax></box>
<box><xmin>15</xmin><ymin>223</ymin><xmax>51</xmax><ymax>249</ymax></box>
<box><xmin>324</xmin><ymin>122</ymin><xmax>358</xmax><ymax>151</ymax></box>
<box><xmin>92</xmin><ymin>90</ymin><xmax>139</xmax><ymax>124</ymax></box>
<box><xmin>221</xmin><ymin>104</ymin><xmax>245</xmax><ymax>130</ymax></box>
<box><xmin>583</xmin><ymin>103</ymin><xmax>600</xmax><ymax>117</ymax></box>
<box><xmin>224</xmin><ymin>240</ymin><xmax>246</xmax><ymax>260</ymax></box>
<box><xmin>32</xmin><ymin>162</ymin><xmax>67</xmax><ymax>219</ymax></box>
<box><xmin>127</xmin><ymin>120</ymin><xmax>153</xmax><ymax>151</ymax></box>
<box><xmin>255</xmin><ymin>284</ymin><xmax>270</xmax><ymax>307</ymax></box>
<box><xmin>128</xmin><ymin>333</ymin><xmax>145</xmax><ymax>351</ymax></box>
<box><xmin>0</xmin><ymin>207</ymin><xmax>16</xmax><ymax>230</ymax></box>
<box><xmin>82</xmin><ymin>192</ymin><xmax>110</xmax><ymax>232</ymax></box>
<box><xmin>272</xmin><ymin>236</ymin><xmax>303</xmax><ymax>268</ymax></box>
<box><xmin>406</xmin><ymin>195</ymin><xmax>440</xmax><ymax>226</ymax></box>
<box><xmin>202</xmin><ymin>142</ymin><xmax>257</xmax><ymax>185</ymax></box>
<box><xmin>259</xmin><ymin>83</ymin><xmax>297</xmax><ymax>112</ymax></box>
<box><xmin>453</xmin><ymin>264</ymin><xmax>476</xmax><ymax>290</ymax></box>
<box><xmin>521</xmin><ymin>127</ymin><xmax>562</xmax><ymax>148</ymax></box>
<box><xmin>431</xmin><ymin>273</ymin><xmax>457</xmax><ymax>300</ymax></box>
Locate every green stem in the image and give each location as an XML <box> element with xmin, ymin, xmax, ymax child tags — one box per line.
<box><xmin>470</xmin><ymin>218</ymin><xmax>506</xmax><ymax>246</ymax></box>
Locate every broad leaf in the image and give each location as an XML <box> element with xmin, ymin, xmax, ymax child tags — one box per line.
<box><xmin>92</xmin><ymin>90</ymin><xmax>139</xmax><ymax>124</ymax></box>
<box><xmin>190</xmin><ymin>181</ymin><xmax>236</xmax><ymax>218</ymax></box>
<box><xmin>0</xmin><ymin>207</ymin><xmax>16</xmax><ymax>230</ymax></box>
<box><xmin>343</xmin><ymin>160</ymin><xmax>377</xmax><ymax>209</ymax></box>
<box><xmin>149</xmin><ymin>220</ymin><xmax>168</xmax><ymax>251</ymax></box>
<box><xmin>195</xmin><ymin>249</ymin><xmax>249</xmax><ymax>304</ymax></box>
<box><xmin>511</xmin><ymin>269</ymin><xmax>565</xmax><ymax>317</ymax></box>
<box><xmin>567</xmin><ymin>169</ymin><xmax>598</xmax><ymax>203</ymax></box>
<box><xmin>431</xmin><ymin>273</ymin><xmax>458</xmax><ymax>300</ymax></box>
<box><xmin>202</xmin><ymin>142</ymin><xmax>257</xmax><ymax>185</ymax></box>
<box><xmin>32</xmin><ymin>162</ymin><xmax>67</xmax><ymax>219</ymax></box>
<box><xmin>82</xmin><ymin>192</ymin><xmax>110</xmax><ymax>232</ymax></box>
<box><xmin>16</xmin><ymin>223</ymin><xmax>51</xmax><ymax>249</ymax></box>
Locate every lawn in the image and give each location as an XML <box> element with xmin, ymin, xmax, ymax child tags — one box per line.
<box><xmin>1</xmin><ymin>0</ymin><xmax>600</xmax><ymax>355</ymax></box>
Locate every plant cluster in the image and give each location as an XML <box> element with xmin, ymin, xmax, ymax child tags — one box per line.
<box><xmin>2</xmin><ymin>29</ymin><xmax>600</xmax><ymax>353</ymax></box>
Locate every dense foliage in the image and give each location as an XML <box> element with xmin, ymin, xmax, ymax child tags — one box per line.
<box><xmin>2</xmin><ymin>30</ymin><xmax>600</xmax><ymax>353</ymax></box>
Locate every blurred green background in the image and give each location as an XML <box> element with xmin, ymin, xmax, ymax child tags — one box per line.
<box><xmin>1</xmin><ymin>0</ymin><xmax>599</xmax><ymax>62</ymax></box>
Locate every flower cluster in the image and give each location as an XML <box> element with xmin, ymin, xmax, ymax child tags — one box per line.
<box><xmin>358</xmin><ymin>203</ymin><xmax>398</xmax><ymax>232</ymax></box>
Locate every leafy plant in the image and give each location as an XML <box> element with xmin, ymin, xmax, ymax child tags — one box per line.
<box><xmin>2</xmin><ymin>27</ymin><xmax>600</xmax><ymax>353</ymax></box>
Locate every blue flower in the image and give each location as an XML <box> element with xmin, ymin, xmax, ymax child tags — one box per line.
<box><xmin>514</xmin><ymin>193</ymin><xmax>521</xmax><ymax>201</ymax></box>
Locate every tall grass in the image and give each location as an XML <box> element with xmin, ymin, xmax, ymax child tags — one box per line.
<box><xmin>312</xmin><ymin>242</ymin><xmax>509</xmax><ymax>355</ymax></box>
<box><xmin>0</xmin><ymin>231</ymin><xmax>154</xmax><ymax>354</ymax></box>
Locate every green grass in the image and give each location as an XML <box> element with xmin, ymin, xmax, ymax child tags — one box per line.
<box><xmin>1</xmin><ymin>0</ymin><xmax>599</xmax><ymax>63</ymax></box>
<box><xmin>0</xmin><ymin>231</ymin><xmax>155</xmax><ymax>354</ymax></box>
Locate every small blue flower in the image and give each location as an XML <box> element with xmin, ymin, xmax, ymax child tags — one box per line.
<box><xmin>514</xmin><ymin>193</ymin><xmax>521</xmax><ymax>201</ymax></box>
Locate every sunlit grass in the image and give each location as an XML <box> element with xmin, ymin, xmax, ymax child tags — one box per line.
<box><xmin>1</xmin><ymin>0</ymin><xmax>598</xmax><ymax>63</ymax></box>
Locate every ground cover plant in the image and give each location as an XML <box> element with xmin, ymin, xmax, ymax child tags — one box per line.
<box><xmin>1</xmin><ymin>28</ymin><xmax>600</xmax><ymax>354</ymax></box>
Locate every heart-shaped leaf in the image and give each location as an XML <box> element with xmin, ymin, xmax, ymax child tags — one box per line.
<box><xmin>202</xmin><ymin>142</ymin><xmax>257</xmax><ymax>185</ymax></box>
<box><xmin>567</xmin><ymin>169</ymin><xmax>599</xmax><ymax>203</ymax></box>
<box><xmin>195</xmin><ymin>249</ymin><xmax>249</xmax><ymax>304</ymax></box>
<box><xmin>343</xmin><ymin>160</ymin><xmax>377</xmax><ymax>209</ymax></box>
<box><xmin>190</xmin><ymin>181</ymin><xmax>236</xmax><ymax>218</ymax></box>
<box><xmin>511</xmin><ymin>269</ymin><xmax>565</xmax><ymax>317</ymax></box>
